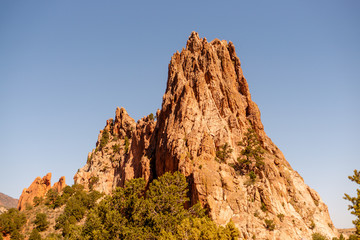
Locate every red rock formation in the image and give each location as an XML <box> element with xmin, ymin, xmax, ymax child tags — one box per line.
<box><xmin>17</xmin><ymin>173</ymin><xmax>66</xmax><ymax>211</ymax></box>
<box><xmin>52</xmin><ymin>176</ymin><xmax>66</xmax><ymax>192</ymax></box>
<box><xmin>74</xmin><ymin>32</ymin><xmax>338</xmax><ymax>239</ymax></box>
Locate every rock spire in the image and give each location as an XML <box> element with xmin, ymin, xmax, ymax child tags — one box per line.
<box><xmin>74</xmin><ymin>32</ymin><xmax>338</xmax><ymax>239</ymax></box>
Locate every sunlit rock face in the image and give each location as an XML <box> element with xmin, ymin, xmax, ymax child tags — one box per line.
<box><xmin>74</xmin><ymin>32</ymin><xmax>338</xmax><ymax>239</ymax></box>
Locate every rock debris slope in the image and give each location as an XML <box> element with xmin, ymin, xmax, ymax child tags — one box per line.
<box><xmin>74</xmin><ymin>32</ymin><xmax>338</xmax><ymax>239</ymax></box>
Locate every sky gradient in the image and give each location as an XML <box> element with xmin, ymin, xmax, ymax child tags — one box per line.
<box><xmin>0</xmin><ymin>0</ymin><xmax>359</xmax><ymax>228</ymax></box>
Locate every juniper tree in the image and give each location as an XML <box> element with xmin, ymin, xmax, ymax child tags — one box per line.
<box><xmin>344</xmin><ymin>169</ymin><xmax>360</xmax><ymax>237</ymax></box>
<box><xmin>237</xmin><ymin>128</ymin><xmax>264</xmax><ymax>173</ymax></box>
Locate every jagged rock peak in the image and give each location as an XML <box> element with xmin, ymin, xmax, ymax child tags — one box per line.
<box><xmin>17</xmin><ymin>173</ymin><xmax>66</xmax><ymax>211</ymax></box>
<box><xmin>74</xmin><ymin>33</ymin><xmax>339</xmax><ymax>239</ymax></box>
<box><xmin>52</xmin><ymin>176</ymin><xmax>66</xmax><ymax>193</ymax></box>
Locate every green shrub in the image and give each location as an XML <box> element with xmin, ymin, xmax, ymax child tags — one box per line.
<box><xmin>83</xmin><ymin>172</ymin><xmax>239</xmax><ymax>239</ymax></box>
<box><xmin>45</xmin><ymin>189</ymin><xmax>59</xmax><ymax>208</ymax></box>
<box><xmin>99</xmin><ymin>129</ymin><xmax>110</xmax><ymax>149</ymax></box>
<box><xmin>277</xmin><ymin>213</ymin><xmax>285</xmax><ymax>222</ymax></box>
<box><xmin>309</xmin><ymin>220</ymin><xmax>316</xmax><ymax>230</ymax></box>
<box><xmin>124</xmin><ymin>136</ymin><xmax>130</xmax><ymax>153</ymax></box>
<box><xmin>332</xmin><ymin>233</ymin><xmax>345</xmax><ymax>240</ymax></box>
<box><xmin>44</xmin><ymin>233</ymin><xmax>62</xmax><ymax>240</ymax></box>
<box><xmin>89</xmin><ymin>176</ymin><xmax>99</xmax><ymax>190</ymax></box>
<box><xmin>312</xmin><ymin>232</ymin><xmax>328</xmax><ymax>240</ymax></box>
<box><xmin>9</xmin><ymin>230</ymin><xmax>24</xmax><ymax>240</ymax></box>
<box><xmin>0</xmin><ymin>208</ymin><xmax>26</xmax><ymax>237</ymax></box>
<box><xmin>112</xmin><ymin>143</ymin><xmax>121</xmax><ymax>152</ymax></box>
<box><xmin>348</xmin><ymin>235</ymin><xmax>358</xmax><ymax>240</ymax></box>
<box><xmin>29</xmin><ymin>229</ymin><xmax>42</xmax><ymax>240</ymax></box>
<box><xmin>237</xmin><ymin>128</ymin><xmax>265</xmax><ymax>171</ymax></box>
<box><xmin>25</xmin><ymin>202</ymin><xmax>33</xmax><ymax>210</ymax></box>
<box><xmin>216</xmin><ymin>143</ymin><xmax>233</xmax><ymax>162</ymax></box>
<box><xmin>33</xmin><ymin>196</ymin><xmax>44</xmax><ymax>207</ymax></box>
<box><xmin>260</xmin><ymin>202</ymin><xmax>267</xmax><ymax>212</ymax></box>
<box><xmin>249</xmin><ymin>171</ymin><xmax>256</xmax><ymax>181</ymax></box>
<box><xmin>55</xmin><ymin>185</ymin><xmax>101</xmax><ymax>238</ymax></box>
<box><xmin>34</xmin><ymin>213</ymin><xmax>49</xmax><ymax>231</ymax></box>
<box><xmin>148</xmin><ymin>113</ymin><xmax>154</xmax><ymax>121</ymax></box>
<box><xmin>264</xmin><ymin>219</ymin><xmax>275</xmax><ymax>231</ymax></box>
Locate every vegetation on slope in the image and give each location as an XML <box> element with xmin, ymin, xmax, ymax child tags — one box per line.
<box><xmin>0</xmin><ymin>172</ymin><xmax>239</xmax><ymax>240</ymax></box>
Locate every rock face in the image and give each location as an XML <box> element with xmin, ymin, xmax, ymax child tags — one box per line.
<box><xmin>74</xmin><ymin>32</ymin><xmax>338</xmax><ymax>239</ymax></box>
<box><xmin>52</xmin><ymin>176</ymin><xmax>66</xmax><ymax>193</ymax></box>
<box><xmin>17</xmin><ymin>173</ymin><xmax>66</xmax><ymax>211</ymax></box>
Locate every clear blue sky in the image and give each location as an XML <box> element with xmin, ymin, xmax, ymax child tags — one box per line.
<box><xmin>0</xmin><ymin>0</ymin><xmax>359</xmax><ymax>228</ymax></box>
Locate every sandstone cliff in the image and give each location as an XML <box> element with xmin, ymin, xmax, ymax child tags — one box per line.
<box><xmin>74</xmin><ymin>32</ymin><xmax>338</xmax><ymax>239</ymax></box>
<box><xmin>17</xmin><ymin>173</ymin><xmax>66</xmax><ymax>211</ymax></box>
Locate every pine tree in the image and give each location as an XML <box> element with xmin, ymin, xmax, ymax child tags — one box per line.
<box><xmin>344</xmin><ymin>169</ymin><xmax>360</xmax><ymax>236</ymax></box>
<box><xmin>237</xmin><ymin>128</ymin><xmax>264</xmax><ymax>173</ymax></box>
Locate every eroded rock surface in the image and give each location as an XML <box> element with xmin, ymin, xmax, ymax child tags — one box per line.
<box><xmin>74</xmin><ymin>32</ymin><xmax>338</xmax><ymax>239</ymax></box>
<box><xmin>17</xmin><ymin>173</ymin><xmax>66</xmax><ymax>210</ymax></box>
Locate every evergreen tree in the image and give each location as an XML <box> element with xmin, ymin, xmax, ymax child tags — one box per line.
<box><xmin>34</xmin><ymin>213</ymin><xmax>49</xmax><ymax>232</ymax></box>
<box><xmin>0</xmin><ymin>208</ymin><xmax>26</xmax><ymax>238</ymax></box>
<box><xmin>344</xmin><ymin>169</ymin><xmax>360</xmax><ymax>237</ymax></box>
<box><xmin>236</xmin><ymin>128</ymin><xmax>264</xmax><ymax>175</ymax></box>
<box><xmin>82</xmin><ymin>171</ymin><xmax>240</xmax><ymax>239</ymax></box>
<box><xmin>29</xmin><ymin>229</ymin><xmax>42</xmax><ymax>240</ymax></box>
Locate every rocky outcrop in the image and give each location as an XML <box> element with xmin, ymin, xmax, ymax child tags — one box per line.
<box><xmin>74</xmin><ymin>32</ymin><xmax>338</xmax><ymax>239</ymax></box>
<box><xmin>17</xmin><ymin>173</ymin><xmax>66</xmax><ymax>211</ymax></box>
<box><xmin>52</xmin><ymin>176</ymin><xmax>66</xmax><ymax>193</ymax></box>
<box><xmin>74</xmin><ymin>107</ymin><xmax>155</xmax><ymax>194</ymax></box>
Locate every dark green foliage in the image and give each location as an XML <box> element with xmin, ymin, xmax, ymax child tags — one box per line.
<box><xmin>0</xmin><ymin>233</ymin><xmax>2</xmax><ymax>240</ymax></box>
<box><xmin>124</xmin><ymin>136</ymin><xmax>130</xmax><ymax>153</ymax></box>
<box><xmin>216</xmin><ymin>143</ymin><xmax>233</xmax><ymax>162</ymax></box>
<box><xmin>348</xmin><ymin>235</ymin><xmax>358</xmax><ymax>240</ymax></box>
<box><xmin>260</xmin><ymin>202</ymin><xmax>267</xmax><ymax>212</ymax></box>
<box><xmin>309</xmin><ymin>220</ymin><xmax>316</xmax><ymax>230</ymax></box>
<box><xmin>9</xmin><ymin>230</ymin><xmax>24</xmax><ymax>240</ymax></box>
<box><xmin>148</xmin><ymin>113</ymin><xmax>154</xmax><ymax>121</ymax></box>
<box><xmin>89</xmin><ymin>176</ymin><xmax>99</xmax><ymax>190</ymax></box>
<box><xmin>344</xmin><ymin>169</ymin><xmax>360</xmax><ymax>237</ymax></box>
<box><xmin>33</xmin><ymin>196</ymin><xmax>44</xmax><ymax>207</ymax></box>
<box><xmin>277</xmin><ymin>213</ymin><xmax>284</xmax><ymax>222</ymax></box>
<box><xmin>55</xmin><ymin>185</ymin><xmax>102</xmax><ymax>238</ymax></box>
<box><xmin>83</xmin><ymin>171</ymin><xmax>239</xmax><ymax>239</ymax></box>
<box><xmin>34</xmin><ymin>213</ymin><xmax>49</xmax><ymax>232</ymax></box>
<box><xmin>112</xmin><ymin>144</ymin><xmax>121</xmax><ymax>152</ymax></box>
<box><xmin>236</xmin><ymin>128</ymin><xmax>264</xmax><ymax>173</ymax></box>
<box><xmin>44</xmin><ymin>233</ymin><xmax>62</xmax><ymax>240</ymax></box>
<box><xmin>0</xmin><ymin>208</ymin><xmax>26</xmax><ymax>237</ymax></box>
<box><xmin>332</xmin><ymin>234</ymin><xmax>345</xmax><ymax>240</ymax></box>
<box><xmin>87</xmin><ymin>153</ymin><xmax>93</xmax><ymax>164</ymax></box>
<box><xmin>249</xmin><ymin>171</ymin><xmax>256</xmax><ymax>181</ymax></box>
<box><xmin>45</xmin><ymin>189</ymin><xmax>59</xmax><ymax>208</ymax></box>
<box><xmin>99</xmin><ymin>129</ymin><xmax>110</xmax><ymax>149</ymax></box>
<box><xmin>312</xmin><ymin>232</ymin><xmax>329</xmax><ymax>240</ymax></box>
<box><xmin>29</xmin><ymin>229</ymin><xmax>42</xmax><ymax>240</ymax></box>
<box><xmin>264</xmin><ymin>219</ymin><xmax>275</xmax><ymax>231</ymax></box>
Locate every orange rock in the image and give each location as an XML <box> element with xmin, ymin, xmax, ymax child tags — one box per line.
<box><xmin>74</xmin><ymin>32</ymin><xmax>339</xmax><ymax>239</ymax></box>
<box><xmin>17</xmin><ymin>173</ymin><xmax>57</xmax><ymax>211</ymax></box>
<box><xmin>52</xmin><ymin>176</ymin><xmax>66</xmax><ymax>192</ymax></box>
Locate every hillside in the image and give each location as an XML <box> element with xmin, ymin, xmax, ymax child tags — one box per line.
<box><xmin>0</xmin><ymin>192</ymin><xmax>18</xmax><ymax>210</ymax></box>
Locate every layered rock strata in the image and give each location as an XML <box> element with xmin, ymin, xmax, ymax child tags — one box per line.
<box><xmin>74</xmin><ymin>32</ymin><xmax>338</xmax><ymax>239</ymax></box>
